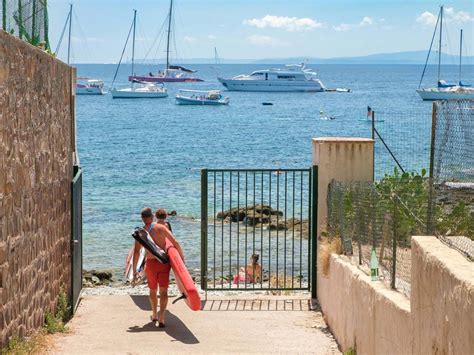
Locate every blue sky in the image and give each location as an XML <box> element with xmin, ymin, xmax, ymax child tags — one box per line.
<box><xmin>48</xmin><ymin>0</ymin><xmax>474</xmax><ymax>63</ymax></box>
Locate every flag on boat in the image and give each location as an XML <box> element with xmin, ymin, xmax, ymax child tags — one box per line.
<box><xmin>367</xmin><ymin>106</ymin><xmax>372</xmax><ymax>118</ymax></box>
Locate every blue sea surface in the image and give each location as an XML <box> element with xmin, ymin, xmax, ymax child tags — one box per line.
<box><xmin>75</xmin><ymin>63</ymin><xmax>473</xmax><ymax>273</ymax></box>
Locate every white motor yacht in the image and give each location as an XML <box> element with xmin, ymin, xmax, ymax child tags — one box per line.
<box><xmin>218</xmin><ymin>64</ymin><xmax>325</xmax><ymax>92</ymax></box>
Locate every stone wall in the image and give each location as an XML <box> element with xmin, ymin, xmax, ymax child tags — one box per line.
<box><xmin>0</xmin><ymin>31</ymin><xmax>75</xmax><ymax>346</ymax></box>
<box><xmin>318</xmin><ymin>236</ymin><xmax>474</xmax><ymax>354</ymax></box>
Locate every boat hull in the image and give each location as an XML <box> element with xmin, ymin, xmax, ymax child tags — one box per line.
<box><xmin>76</xmin><ymin>86</ymin><xmax>105</xmax><ymax>95</ymax></box>
<box><xmin>129</xmin><ymin>75</ymin><xmax>203</xmax><ymax>83</ymax></box>
<box><xmin>217</xmin><ymin>78</ymin><xmax>324</xmax><ymax>92</ymax></box>
<box><xmin>111</xmin><ymin>88</ymin><xmax>168</xmax><ymax>99</ymax></box>
<box><xmin>175</xmin><ymin>96</ymin><xmax>228</xmax><ymax>105</ymax></box>
<box><xmin>416</xmin><ymin>89</ymin><xmax>474</xmax><ymax>100</ymax></box>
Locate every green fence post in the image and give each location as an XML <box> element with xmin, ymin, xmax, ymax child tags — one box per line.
<box><xmin>427</xmin><ymin>102</ymin><xmax>437</xmax><ymax>235</ymax></box>
<box><xmin>391</xmin><ymin>198</ymin><xmax>398</xmax><ymax>290</ymax></box>
<box><xmin>201</xmin><ymin>169</ymin><xmax>208</xmax><ymax>291</ymax></box>
<box><xmin>2</xmin><ymin>0</ymin><xmax>6</xmax><ymax>31</ymax></box>
<box><xmin>311</xmin><ymin>165</ymin><xmax>318</xmax><ymax>299</ymax></box>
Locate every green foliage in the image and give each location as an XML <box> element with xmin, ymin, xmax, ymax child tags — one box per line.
<box><xmin>1</xmin><ymin>335</ymin><xmax>36</xmax><ymax>355</ymax></box>
<box><xmin>344</xmin><ymin>347</ymin><xmax>356</xmax><ymax>355</ymax></box>
<box><xmin>375</xmin><ymin>168</ymin><xmax>429</xmax><ymax>246</ymax></box>
<box><xmin>437</xmin><ymin>202</ymin><xmax>474</xmax><ymax>239</ymax></box>
<box><xmin>44</xmin><ymin>288</ymin><xmax>71</xmax><ymax>334</ymax></box>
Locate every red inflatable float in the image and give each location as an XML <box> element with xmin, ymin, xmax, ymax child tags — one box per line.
<box><xmin>165</xmin><ymin>239</ymin><xmax>201</xmax><ymax>311</ymax></box>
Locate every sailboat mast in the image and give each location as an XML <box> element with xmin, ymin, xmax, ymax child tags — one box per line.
<box><xmin>459</xmin><ymin>29</ymin><xmax>463</xmax><ymax>84</ymax></box>
<box><xmin>437</xmin><ymin>5</ymin><xmax>443</xmax><ymax>83</ymax></box>
<box><xmin>166</xmin><ymin>0</ymin><xmax>173</xmax><ymax>70</ymax></box>
<box><xmin>131</xmin><ymin>9</ymin><xmax>137</xmax><ymax>76</ymax></box>
<box><xmin>67</xmin><ymin>3</ymin><xmax>73</xmax><ymax>65</ymax></box>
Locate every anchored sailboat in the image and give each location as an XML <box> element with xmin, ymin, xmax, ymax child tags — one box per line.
<box><xmin>128</xmin><ymin>0</ymin><xmax>203</xmax><ymax>83</ymax></box>
<box><xmin>56</xmin><ymin>4</ymin><xmax>105</xmax><ymax>95</ymax></box>
<box><xmin>111</xmin><ymin>10</ymin><xmax>168</xmax><ymax>99</ymax></box>
<box><xmin>416</xmin><ymin>6</ymin><xmax>474</xmax><ymax>100</ymax></box>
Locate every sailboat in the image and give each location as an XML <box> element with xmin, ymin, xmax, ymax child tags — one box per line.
<box><xmin>111</xmin><ymin>10</ymin><xmax>168</xmax><ymax>99</ymax></box>
<box><xmin>57</xmin><ymin>4</ymin><xmax>105</xmax><ymax>95</ymax></box>
<box><xmin>416</xmin><ymin>6</ymin><xmax>474</xmax><ymax>100</ymax></box>
<box><xmin>128</xmin><ymin>0</ymin><xmax>203</xmax><ymax>83</ymax></box>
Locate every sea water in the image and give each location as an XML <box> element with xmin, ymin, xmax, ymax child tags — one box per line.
<box><xmin>75</xmin><ymin>63</ymin><xmax>473</xmax><ymax>274</ymax></box>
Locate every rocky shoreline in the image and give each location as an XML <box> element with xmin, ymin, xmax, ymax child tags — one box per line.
<box><xmin>215</xmin><ymin>204</ymin><xmax>309</xmax><ymax>237</ymax></box>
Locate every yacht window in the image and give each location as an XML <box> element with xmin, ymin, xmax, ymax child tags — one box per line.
<box><xmin>277</xmin><ymin>75</ymin><xmax>296</xmax><ymax>79</ymax></box>
<box><xmin>251</xmin><ymin>72</ymin><xmax>264</xmax><ymax>76</ymax></box>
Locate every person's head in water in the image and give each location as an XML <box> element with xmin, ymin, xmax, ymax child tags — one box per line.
<box><xmin>250</xmin><ymin>254</ymin><xmax>259</xmax><ymax>266</ymax></box>
<box><xmin>155</xmin><ymin>208</ymin><xmax>167</xmax><ymax>220</ymax></box>
<box><xmin>141</xmin><ymin>207</ymin><xmax>153</xmax><ymax>225</ymax></box>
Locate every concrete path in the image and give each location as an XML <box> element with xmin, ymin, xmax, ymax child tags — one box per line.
<box><xmin>47</xmin><ymin>294</ymin><xmax>340</xmax><ymax>354</ymax></box>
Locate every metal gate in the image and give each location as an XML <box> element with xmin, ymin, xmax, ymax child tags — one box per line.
<box><xmin>71</xmin><ymin>165</ymin><xmax>83</xmax><ymax>312</ymax></box>
<box><xmin>201</xmin><ymin>168</ymin><xmax>317</xmax><ymax>297</ymax></box>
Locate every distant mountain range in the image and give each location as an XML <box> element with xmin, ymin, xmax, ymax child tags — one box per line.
<box><xmin>133</xmin><ymin>50</ymin><xmax>474</xmax><ymax>65</ymax></box>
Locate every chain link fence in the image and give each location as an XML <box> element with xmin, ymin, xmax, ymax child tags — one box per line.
<box><xmin>1</xmin><ymin>0</ymin><xmax>50</xmax><ymax>49</ymax></box>
<box><xmin>429</xmin><ymin>100</ymin><xmax>474</xmax><ymax>258</ymax></box>
<box><xmin>371</xmin><ymin>110</ymin><xmax>432</xmax><ymax>180</ymax></box>
<box><xmin>327</xmin><ymin>100</ymin><xmax>473</xmax><ymax>296</ymax></box>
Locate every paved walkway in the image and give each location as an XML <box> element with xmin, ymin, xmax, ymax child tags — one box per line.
<box><xmin>47</xmin><ymin>294</ymin><xmax>340</xmax><ymax>354</ymax></box>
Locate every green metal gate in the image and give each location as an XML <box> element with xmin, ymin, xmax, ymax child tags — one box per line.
<box><xmin>201</xmin><ymin>168</ymin><xmax>317</xmax><ymax>298</ymax></box>
<box><xmin>71</xmin><ymin>165</ymin><xmax>83</xmax><ymax>312</ymax></box>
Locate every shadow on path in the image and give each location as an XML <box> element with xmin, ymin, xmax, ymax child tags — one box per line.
<box><xmin>127</xmin><ymin>295</ymin><xmax>199</xmax><ymax>344</ymax></box>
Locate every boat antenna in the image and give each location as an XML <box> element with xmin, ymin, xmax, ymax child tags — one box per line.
<box><xmin>166</xmin><ymin>0</ymin><xmax>173</xmax><ymax>71</ymax></box>
<box><xmin>459</xmin><ymin>29</ymin><xmax>463</xmax><ymax>84</ymax></box>
<box><xmin>131</xmin><ymin>9</ymin><xmax>137</xmax><ymax>77</ymax></box>
<box><xmin>111</xmin><ymin>12</ymin><xmax>136</xmax><ymax>89</ymax></box>
<box><xmin>67</xmin><ymin>3</ymin><xmax>73</xmax><ymax>65</ymax></box>
<box><xmin>437</xmin><ymin>5</ymin><xmax>443</xmax><ymax>84</ymax></box>
<box><xmin>418</xmin><ymin>6</ymin><xmax>441</xmax><ymax>88</ymax></box>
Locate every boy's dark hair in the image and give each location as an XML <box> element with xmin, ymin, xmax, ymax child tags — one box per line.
<box><xmin>141</xmin><ymin>207</ymin><xmax>153</xmax><ymax>218</ymax></box>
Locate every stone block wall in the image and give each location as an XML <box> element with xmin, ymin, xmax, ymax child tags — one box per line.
<box><xmin>0</xmin><ymin>31</ymin><xmax>75</xmax><ymax>346</ymax></box>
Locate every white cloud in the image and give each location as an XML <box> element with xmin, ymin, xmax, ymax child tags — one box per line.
<box><xmin>246</xmin><ymin>35</ymin><xmax>288</xmax><ymax>46</ymax></box>
<box><xmin>416</xmin><ymin>11</ymin><xmax>438</xmax><ymax>26</ymax></box>
<box><xmin>417</xmin><ymin>7</ymin><xmax>474</xmax><ymax>27</ymax></box>
<box><xmin>207</xmin><ymin>34</ymin><xmax>217</xmax><ymax>40</ymax></box>
<box><xmin>360</xmin><ymin>17</ymin><xmax>373</xmax><ymax>26</ymax></box>
<box><xmin>333</xmin><ymin>17</ymin><xmax>375</xmax><ymax>32</ymax></box>
<box><xmin>183</xmin><ymin>36</ymin><xmax>196</xmax><ymax>43</ymax></box>
<box><xmin>243</xmin><ymin>15</ymin><xmax>324</xmax><ymax>32</ymax></box>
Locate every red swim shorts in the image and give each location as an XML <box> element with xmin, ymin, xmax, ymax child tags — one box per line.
<box><xmin>145</xmin><ymin>258</ymin><xmax>171</xmax><ymax>290</ymax></box>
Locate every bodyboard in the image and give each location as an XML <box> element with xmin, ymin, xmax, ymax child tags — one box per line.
<box><xmin>165</xmin><ymin>239</ymin><xmax>201</xmax><ymax>311</ymax></box>
<box><xmin>131</xmin><ymin>227</ymin><xmax>169</xmax><ymax>264</ymax></box>
<box><xmin>124</xmin><ymin>246</ymin><xmax>146</xmax><ymax>282</ymax></box>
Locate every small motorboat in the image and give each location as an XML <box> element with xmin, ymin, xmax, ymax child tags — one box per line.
<box><xmin>111</xmin><ymin>81</ymin><xmax>168</xmax><ymax>99</ymax></box>
<box><xmin>175</xmin><ymin>90</ymin><xmax>229</xmax><ymax>105</ymax></box>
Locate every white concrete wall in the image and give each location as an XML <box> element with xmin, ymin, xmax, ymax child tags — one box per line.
<box><xmin>411</xmin><ymin>237</ymin><xmax>474</xmax><ymax>355</ymax></box>
<box><xmin>318</xmin><ymin>237</ymin><xmax>474</xmax><ymax>355</ymax></box>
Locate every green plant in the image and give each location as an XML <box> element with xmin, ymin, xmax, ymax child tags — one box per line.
<box><xmin>437</xmin><ymin>201</ymin><xmax>474</xmax><ymax>239</ymax></box>
<box><xmin>344</xmin><ymin>347</ymin><xmax>356</xmax><ymax>355</ymax></box>
<box><xmin>44</xmin><ymin>288</ymin><xmax>70</xmax><ymax>334</ymax></box>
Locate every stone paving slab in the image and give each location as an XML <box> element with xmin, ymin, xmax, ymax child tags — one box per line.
<box><xmin>47</xmin><ymin>295</ymin><xmax>340</xmax><ymax>354</ymax></box>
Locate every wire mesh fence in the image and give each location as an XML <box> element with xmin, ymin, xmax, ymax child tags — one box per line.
<box><xmin>327</xmin><ymin>176</ymin><xmax>429</xmax><ymax>296</ymax></box>
<box><xmin>429</xmin><ymin>100</ymin><xmax>474</xmax><ymax>258</ymax></box>
<box><xmin>371</xmin><ymin>110</ymin><xmax>432</xmax><ymax>180</ymax></box>
<box><xmin>327</xmin><ymin>100</ymin><xmax>473</xmax><ymax>296</ymax></box>
<box><xmin>1</xmin><ymin>0</ymin><xmax>50</xmax><ymax>49</ymax></box>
